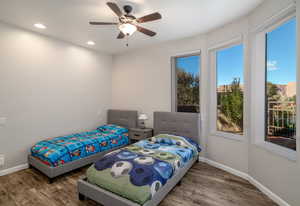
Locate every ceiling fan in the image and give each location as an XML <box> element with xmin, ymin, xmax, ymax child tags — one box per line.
<box><xmin>89</xmin><ymin>2</ymin><xmax>162</xmax><ymax>39</ymax></box>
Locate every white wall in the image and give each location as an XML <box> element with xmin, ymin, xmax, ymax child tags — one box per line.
<box><xmin>0</xmin><ymin>22</ymin><xmax>112</xmax><ymax>170</ymax></box>
<box><xmin>248</xmin><ymin>1</ymin><xmax>300</xmax><ymax>206</ymax></box>
<box><xmin>112</xmin><ymin>0</ymin><xmax>299</xmax><ymax>205</ymax></box>
<box><xmin>112</xmin><ymin>35</ymin><xmax>208</xmax><ymax>156</ymax></box>
<box><xmin>0</xmin><ymin>0</ymin><xmax>298</xmax><ymax>205</ymax></box>
<box><xmin>112</xmin><ymin>35</ymin><xmax>206</xmax><ymax>125</ymax></box>
<box><xmin>205</xmin><ymin>16</ymin><xmax>250</xmax><ymax>174</ymax></box>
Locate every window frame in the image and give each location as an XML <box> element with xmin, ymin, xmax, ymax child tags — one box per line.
<box><xmin>208</xmin><ymin>35</ymin><xmax>246</xmax><ymax>141</ymax></box>
<box><xmin>171</xmin><ymin>51</ymin><xmax>201</xmax><ymax>113</ymax></box>
<box><xmin>251</xmin><ymin>6</ymin><xmax>297</xmax><ymax>161</ymax></box>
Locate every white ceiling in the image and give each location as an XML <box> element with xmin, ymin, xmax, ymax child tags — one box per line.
<box><xmin>0</xmin><ymin>0</ymin><xmax>264</xmax><ymax>54</ymax></box>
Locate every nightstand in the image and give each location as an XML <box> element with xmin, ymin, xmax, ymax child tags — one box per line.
<box><xmin>129</xmin><ymin>128</ymin><xmax>153</xmax><ymax>143</ymax></box>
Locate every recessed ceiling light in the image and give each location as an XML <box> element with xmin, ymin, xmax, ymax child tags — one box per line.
<box><xmin>87</xmin><ymin>41</ymin><xmax>95</xmax><ymax>46</ymax></box>
<box><xmin>34</xmin><ymin>23</ymin><xmax>46</xmax><ymax>29</ymax></box>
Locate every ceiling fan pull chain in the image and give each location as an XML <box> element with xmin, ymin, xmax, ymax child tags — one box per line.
<box><xmin>126</xmin><ymin>35</ymin><xmax>129</xmax><ymax>47</ymax></box>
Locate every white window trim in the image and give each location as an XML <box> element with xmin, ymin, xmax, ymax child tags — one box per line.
<box><xmin>208</xmin><ymin>35</ymin><xmax>246</xmax><ymax>141</ymax></box>
<box><xmin>251</xmin><ymin>4</ymin><xmax>297</xmax><ymax>161</ymax></box>
<box><xmin>171</xmin><ymin>50</ymin><xmax>201</xmax><ymax>113</ymax></box>
<box><xmin>250</xmin><ymin>2</ymin><xmax>296</xmax><ymax>33</ymax></box>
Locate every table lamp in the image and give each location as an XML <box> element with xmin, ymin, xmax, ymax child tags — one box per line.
<box><xmin>138</xmin><ymin>113</ymin><xmax>148</xmax><ymax>129</ymax></box>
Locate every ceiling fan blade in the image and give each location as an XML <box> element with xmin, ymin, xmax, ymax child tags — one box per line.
<box><xmin>89</xmin><ymin>22</ymin><xmax>118</xmax><ymax>25</ymax></box>
<box><xmin>136</xmin><ymin>25</ymin><xmax>156</xmax><ymax>37</ymax></box>
<box><xmin>117</xmin><ymin>32</ymin><xmax>125</xmax><ymax>39</ymax></box>
<box><xmin>137</xmin><ymin>12</ymin><xmax>162</xmax><ymax>23</ymax></box>
<box><xmin>107</xmin><ymin>2</ymin><xmax>123</xmax><ymax>17</ymax></box>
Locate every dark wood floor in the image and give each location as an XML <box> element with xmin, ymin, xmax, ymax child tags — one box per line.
<box><xmin>0</xmin><ymin>162</ymin><xmax>277</xmax><ymax>206</ymax></box>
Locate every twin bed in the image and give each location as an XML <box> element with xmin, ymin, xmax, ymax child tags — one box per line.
<box><xmin>78</xmin><ymin>111</ymin><xmax>200</xmax><ymax>206</ymax></box>
<box><xmin>28</xmin><ymin>109</ymin><xmax>138</xmax><ymax>182</ymax></box>
<box><xmin>28</xmin><ymin>110</ymin><xmax>200</xmax><ymax>206</ymax></box>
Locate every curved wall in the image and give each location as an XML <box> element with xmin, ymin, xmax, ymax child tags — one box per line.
<box><xmin>112</xmin><ymin>0</ymin><xmax>299</xmax><ymax>205</ymax></box>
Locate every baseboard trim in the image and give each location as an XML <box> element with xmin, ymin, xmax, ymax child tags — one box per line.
<box><xmin>205</xmin><ymin>158</ymin><xmax>249</xmax><ymax>180</ymax></box>
<box><xmin>198</xmin><ymin>156</ymin><xmax>290</xmax><ymax>206</ymax></box>
<box><xmin>0</xmin><ymin>163</ymin><xmax>29</xmax><ymax>176</ymax></box>
<box><xmin>248</xmin><ymin>176</ymin><xmax>290</xmax><ymax>206</ymax></box>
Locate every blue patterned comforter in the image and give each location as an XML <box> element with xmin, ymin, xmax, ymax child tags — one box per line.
<box><xmin>31</xmin><ymin>124</ymin><xmax>129</xmax><ymax>167</ymax></box>
<box><xmin>86</xmin><ymin>134</ymin><xmax>201</xmax><ymax>205</ymax></box>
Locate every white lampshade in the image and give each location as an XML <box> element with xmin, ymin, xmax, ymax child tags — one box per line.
<box><xmin>138</xmin><ymin>113</ymin><xmax>148</xmax><ymax>120</ymax></box>
<box><xmin>119</xmin><ymin>23</ymin><xmax>137</xmax><ymax>36</ymax></box>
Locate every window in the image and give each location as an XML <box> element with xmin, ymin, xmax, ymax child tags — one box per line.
<box><xmin>172</xmin><ymin>54</ymin><xmax>200</xmax><ymax>113</ymax></box>
<box><xmin>252</xmin><ymin>8</ymin><xmax>297</xmax><ymax>159</ymax></box>
<box><xmin>216</xmin><ymin>44</ymin><xmax>244</xmax><ymax>135</ymax></box>
<box><xmin>265</xmin><ymin>17</ymin><xmax>296</xmax><ymax>151</ymax></box>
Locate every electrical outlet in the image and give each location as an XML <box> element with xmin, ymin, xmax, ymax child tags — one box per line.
<box><xmin>0</xmin><ymin>154</ymin><xmax>4</xmax><ymax>167</ymax></box>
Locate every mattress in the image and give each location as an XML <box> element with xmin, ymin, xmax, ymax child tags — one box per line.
<box><xmin>86</xmin><ymin>134</ymin><xmax>201</xmax><ymax>205</ymax></box>
<box><xmin>31</xmin><ymin>124</ymin><xmax>129</xmax><ymax>167</ymax></box>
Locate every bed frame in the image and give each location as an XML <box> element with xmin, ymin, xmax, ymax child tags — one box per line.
<box><xmin>28</xmin><ymin>109</ymin><xmax>138</xmax><ymax>183</ymax></box>
<box><xmin>78</xmin><ymin>111</ymin><xmax>200</xmax><ymax>206</ymax></box>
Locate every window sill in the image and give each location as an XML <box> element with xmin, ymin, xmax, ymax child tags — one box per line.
<box><xmin>211</xmin><ymin>131</ymin><xmax>244</xmax><ymax>142</ymax></box>
<box><xmin>254</xmin><ymin>141</ymin><xmax>297</xmax><ymax>162</ymax></box>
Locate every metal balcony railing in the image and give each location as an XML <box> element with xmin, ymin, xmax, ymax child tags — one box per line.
<box><xmin>267</xmin><ymin>101</ymin><xmax>296</xmax><ymax>139</ymax></box>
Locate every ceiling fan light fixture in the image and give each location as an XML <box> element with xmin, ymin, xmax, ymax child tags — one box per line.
<box><xmin>34</xmin><ymin>23</ymin><xmax>46</xmax><ymax>29</ymax></box>
<box><xmin>89</xmin><ymin>2</ymin><xmax>161</xmax><ymax>39</ymax></box>
<box><xmin>87</xmin><ymin>41</ymin><xmax>95</xmax><ymax>45</ymax></box>
<box><xmin>118</xmin><ymin>23</ymin><xmax>137</xmax><ymax>36</ymax></box>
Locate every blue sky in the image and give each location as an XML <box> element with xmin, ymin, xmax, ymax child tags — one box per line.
<box><xmin>176</xmin><ymin>55</ymin><xmax>200</xmax><ymax>76</ymax></box>
<box><xmin>267</xmin><ymin>17</ymin><xmax>296</xmax><ymax>84</ymax></box>
<box><xmin>217</xmin><ymin>44</ymin><xmax>244</xmax><ymax>86</ymax></box>
<box><xmin>176</xmin><ymin>17</ymin><xmax>296</xmax><ymax>86</ymax></box>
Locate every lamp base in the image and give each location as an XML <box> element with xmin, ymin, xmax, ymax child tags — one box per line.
<box><xmin>139</xmin><ymin>121</ymin><xmax>146</xmax><ymax>129</ymax></box>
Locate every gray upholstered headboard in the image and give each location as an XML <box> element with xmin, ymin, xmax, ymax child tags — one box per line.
<box><xmin>107</xmin><ymin>109</ymin><xmax>138</xmax><ymax>129</ymax></box>
<box><xmin>153</xmin><ymin>112</ymin><xmax>200</xmax><ymax>143</ymax></box>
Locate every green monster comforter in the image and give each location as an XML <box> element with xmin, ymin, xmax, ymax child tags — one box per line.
<box><xmin>87</xmin><ymin>134</ymin><xmax>201</xmax><ymax>205</ymax></box>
